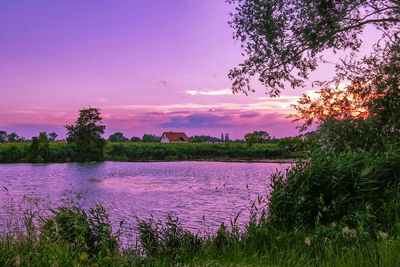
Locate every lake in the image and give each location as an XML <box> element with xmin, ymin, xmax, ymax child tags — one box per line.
<box><xmin>0</xmin><ymin>161</ymin><xmax>291</xmax><ymax>238</ymax></box>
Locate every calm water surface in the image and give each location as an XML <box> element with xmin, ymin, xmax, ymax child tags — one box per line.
<box><xmin>0</xmin><ymin>161</ymin><xmax>290</xmax><ymax>235</ymax></box>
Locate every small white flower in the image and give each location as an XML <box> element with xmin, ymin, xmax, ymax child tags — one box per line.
<box><xmin>378</xmin><ymin>231</ymin><xmax>388</xmax><ymax>240</ymax></box>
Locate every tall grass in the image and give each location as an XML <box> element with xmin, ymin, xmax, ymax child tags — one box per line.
<box><xmin>1</xmin><ymin>193</ymin><xmax>400</xmax><ymax>266</ymax></box>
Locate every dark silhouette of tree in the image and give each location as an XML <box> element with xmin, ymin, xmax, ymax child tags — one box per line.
<box><xmin>245</xmin><ymin>131</ymin><xmax>271</xmax><ymax>145</ymax></box>
<box><xmin>0</xmin><ymin>131</ymin><xmax>7</xmax><ymax>143</ymax></box>
<box><xmin>189</xmin><ymin>135</ymin><xmax>220</xmax><ymax>143</ymax></box>
<box><xmin>65</xmin><ymin>107</ymin><xmax>106</xmax><ymax>162</ymax></box>
<box><xmin>228</xmin><ymin>0</ymin><xmax>400</xmax><ymax>96</ymax></box>
<box><xmin>30</xmin><ymin>132</ymin><xmax>49</xmax><ymax>162</ymax></box>
<box><xmin>292</xmin><ymin>42</ymin><xmax>400</xmax><ymax>131</ymax></box>
<box><xmin>130</xmin><ymin>136</ymin><xmax>141</xmax><ymax>142</ymax></box>
<box><xmin>141</xmin><ymin>134</ymin><xmax>160</xmax><ymax>143</ymax></box>
<box><xmin>49</xmin><ymin>132</ymin><xmax>58</xmax><ymax>142</ymax></box>
<box><xmin>7</xmin><ymin>132</ymin><xmax>19</xmax><ymax>143</ymax></box>
<box><xmin>109</xmin><ymin>132</ymin><xmax>129</xmax><ymax>142</ymax></box>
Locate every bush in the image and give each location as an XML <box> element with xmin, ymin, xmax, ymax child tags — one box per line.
<box><xmin>268</xmin><ymin>147</ymin><xmax>400</xmax><ymax>233</ymax></box>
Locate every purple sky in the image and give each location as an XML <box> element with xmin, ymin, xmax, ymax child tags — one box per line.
<box><xmin>0</xmin><ymin>1</ymin><xmax>378</xmax><ymax>140</ymax></box>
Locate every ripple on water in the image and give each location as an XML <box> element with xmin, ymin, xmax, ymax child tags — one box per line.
<box><xmin>0</xmin><ymin>161</ymin><xmax>291</xmax><ymax>236</ymax></box>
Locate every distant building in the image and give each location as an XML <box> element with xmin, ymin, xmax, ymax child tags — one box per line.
<box><xmin>225</xmin><ymin>133</ymin><xmax>229</xmax><ymax>142</ymax></box>
<box><xmin>220</xmin><ymin>132</ymin><xmax>229</xmax><ymax>143</ymax></box>
<box><xmin>160</xmin><ymin>131</ymin><xmax>189</xmax><ymax>143</ymax></box>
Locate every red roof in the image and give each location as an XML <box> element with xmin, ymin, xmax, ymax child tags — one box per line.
<box><xmin>162</xmin><ymin>132</ymin><xmax>189</xmax><ymax>141</ymax></box>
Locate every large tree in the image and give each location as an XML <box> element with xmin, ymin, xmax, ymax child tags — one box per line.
<box><xmin>244</xmin><ymin>130</ymin><xmax>271</xmax><ymax>145</ymax></box>
<box><xmin>65</xmin><ymin>107</ymin><xmax>106</xmax><ymax>162</ymax></box>
<box><xmin>228</xmin><ymin>0</ymin><xmax>400</xmax><ymax>96</ymax></box>
<box><xmin>291</xmin><ymin>42</ymin><xmax>400</xmax><ymax>150</ymax></box>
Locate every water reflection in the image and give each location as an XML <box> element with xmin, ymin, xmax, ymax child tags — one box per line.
<box><xmin>0</xmin><ymin>161</ymin><xmax>291</xmax><ymax>234</ymax></box>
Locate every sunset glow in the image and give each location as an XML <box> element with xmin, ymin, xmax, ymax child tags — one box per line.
<box><xmin>0</xmin><ymin>1</ymin><xmax>374</xmax><ymax>139</ymax></box>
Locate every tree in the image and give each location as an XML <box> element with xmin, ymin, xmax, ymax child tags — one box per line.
<box><xmin>130</xmin><ymin>136</ymin><xmax>141</xmax><ymax>142</ymax></box>
<box><xmin>49</xmin><ymin>132</ymin><xmax>58</xmax><ymax>142</ymax></box>
<box><xmin>228</xmin><ymin>0</ymin><xmax>400</xmax><ymax>96</ymax></box>
<box><xmin>244</xmin><ymin>131</ymin><xmax>271</xmax><ymax>146</ymax></box>
<box><xmin>189</xmin><ymin>135</ymin><xmax>220</xmax><ymax>143</ymax></box>
<box><xmin>108</xmin><ymin>132</ymin><xmax>129</xmax><ymax>142</ymax></box>
<box><xmin>7</xmin><ymin>132</ymin><xmax>19</xmax><ymax>143</ymax></box>
<box><xmin>290</xmin><ymin>40</ymin><xmax>400</xmax><ymax>150</ymax></box>
<box><xmin>0</xmin><ymin>131</ymin><xmax>7</xmax><ymax>143</ymax></box>
<box><xmin>30</xmin><ymin>132</ymin><xmax>49</xmax><ymax>162</ymax></box>
<box><xmin>244</xmin><ymin>133</ymin><xmax>257</xmax><ymax>147</ymax></box>
<box><xmin>65</xmin><ymin>107</ymin><xmax>106</xmax><ymax>162</ymax></box>
<box><xmin>141</xmin><ymin>134</ymin><xmax>160</xmax><ymax>143</ymax></box>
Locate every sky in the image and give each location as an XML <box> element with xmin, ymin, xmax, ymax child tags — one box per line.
<box><xmin>0</xmin><ymin>0</ymin><xmax>377</xmax><ymax>140</ymax></box>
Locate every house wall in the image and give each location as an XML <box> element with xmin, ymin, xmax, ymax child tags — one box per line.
<box><xmin>160</xmin><ymin>134</ymin><xmax>169</xmax><ymax>143</ymax></box>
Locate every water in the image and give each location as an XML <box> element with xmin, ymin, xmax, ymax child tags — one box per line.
<box><xmin>0</xmin><ymin>161</ymin><xmax>290</xmax><ymax>236</ymax></box>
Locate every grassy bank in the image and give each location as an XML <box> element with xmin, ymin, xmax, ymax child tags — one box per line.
<box><xmin>0</xmin><ymin>142</ymin><xmax>299</xmax><ymax>163</ymax></box>
<box><xmin>104</xmin><ymin>142</ymin><xmax>296</xmax><ymax>161</ymax></box>
<box><xmin>2</xmin><ymin>210</ymin><xmax>400</xmax><ymax>266</ymax></box>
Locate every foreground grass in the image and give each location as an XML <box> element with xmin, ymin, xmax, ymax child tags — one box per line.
<box><xmin>1</xmin><ymin>209</ymin><xmax>400</xmax><ymax>267</ymax></box>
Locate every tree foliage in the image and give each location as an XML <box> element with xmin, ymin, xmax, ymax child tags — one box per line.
<box><xmin>65</xmin><ymin>107</ymin><xmax>106</xmax><ymax>162</ymax></box>
<box><xmin>108</xmin><ymin>132</ymin><xmax>129</xmax><ymax>142</ymax></box>
<box><xmin>244</xmin><ymin>131</ymin><xmax>271</xmax><ymax>146</ymax></box>
<box><xmin>228</xmin><ymin>0</ymin><xmax>400</xmax><ymax>96</ymax></box>
<box><xmin>290</xmin><ymin>40</ymin><xmax>400</xmax><ymax>151</ymax></box>
<box><xmin>189</xmin><ymin>135</ymin><xmax>221</xmax><ymax>143</ymax></box>
<box><xmin>30</xmin><ymin>132</ymin><xmax>49</xmax><ymax>162</ymax></box>
<box><xmin>142</xmin><ymin>134</ymin><xmax>160</xmax><ymax>143</ymax></box>
<box><xmin>0</xmin><ymin>131</ymin><xmax>7</xmax><ymax>143</ymax></box>
<box><xmin>7</xmin><ymin>132</ymin><xmax>23</xmax><ymax>143</ymax></box>
<box><xmin>48</xmin><ymin>132</ymin><xmax>58</xmax><ymax>142</ymax></box>
<box><xmin>130</xmin><ymin>136</ymin><xmax>141</xmax><ymax>142</ymax></box>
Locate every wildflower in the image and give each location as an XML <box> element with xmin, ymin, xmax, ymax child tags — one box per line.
<box><xmin>79</xmin><ymin>252</ymin><xmax>88</xmax><ymax>261</ymax></box>
<box><xmin>304</xmin><ymin>237</ymin><xmax>311</xmax><ymax>246</ymax></box>
<box><xmin>378</xmin><ymin>231</ymin><xmax>388</xmax><ymax>240</ymax></box>
<box><xmin>342</xmin><ymin>226</ymin><xmax>357</xmax><ymax>238</ymax></box>
<box><xmin>331</xmin><ymin>222</ymin><xmax>337</xmax><ymax>228</ymax></box>
<box><xmin>15</xmin><ymin>255</ymin><xmax>20</xmax><ymax>266</ymax></box>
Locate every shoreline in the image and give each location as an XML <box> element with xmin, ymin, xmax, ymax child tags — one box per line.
<box><xmin>0</xmin><ymin>158</ymin><xmax>301</xmax><ymax>165</ymax></box>
<box><xmin>104</xmin><ymin>158</ymin><xmax>300</xmax><ymax>164</ymax></box>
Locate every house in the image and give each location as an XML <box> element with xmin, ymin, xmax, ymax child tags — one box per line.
<box><xmin>160</xmin><ymin>131</ymin><xmax>189</xmax><ymax>143</ymax></box>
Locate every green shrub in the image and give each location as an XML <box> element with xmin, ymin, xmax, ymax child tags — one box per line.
<box><xmin>268</xmin><ymin>147</ymin><xmax>400</xmax><ymax>233</ymax></box>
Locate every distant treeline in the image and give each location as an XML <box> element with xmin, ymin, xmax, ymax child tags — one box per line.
<box><xmin>0</xmin><ymin>126</ymin><xmax>306</xmax><ymax>163</ymax></box>
<box><xmin>108</xmin><ymin>131</ymin><xmax>280</xmax><ymax>144</ymax></box>
<box><xmin>0</xmin><ymin>139</ymin><xmax>304</xmax><ymax>163</ymax></box>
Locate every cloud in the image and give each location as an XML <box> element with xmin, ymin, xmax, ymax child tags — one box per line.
<box><xmin>186</xmin><ymin>88</ymin><xmax>233</xmax><ymax>96</ymax></box>
<box><xmin>160</xmin><ymin>80</ymin><xmax>169</xmax><ymax>87</ymax></box>
<box><xmin>160</xmin><ymin>114</ymin><xmax>232</xmax><ymax>128</ymax></box>
<box><xmin>240</xmin><ymin>112</ymin><xmax>260</xmax><ymax>118</ymax></box>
